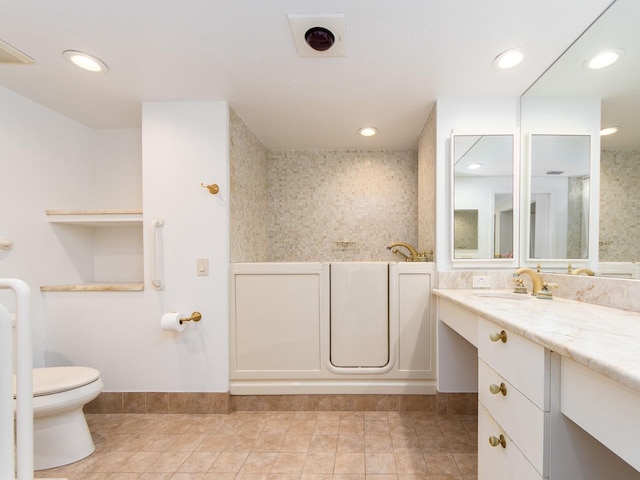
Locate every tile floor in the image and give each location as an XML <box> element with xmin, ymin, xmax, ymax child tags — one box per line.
<box><xmin>36</xmin><ymin>411</ymin><xmax>478</xmax><ymax>480</ymax></box>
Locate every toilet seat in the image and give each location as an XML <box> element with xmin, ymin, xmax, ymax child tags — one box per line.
<box><xmin>13</xmin><ymin>366</ymin><xmax>101</xmax><ymax>398</ymax></box>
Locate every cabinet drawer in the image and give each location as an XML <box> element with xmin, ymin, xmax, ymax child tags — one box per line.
<box><xmin>479</xmin><ymin>360</ymin><xmax>548</xmax><ymax>476</ymax></box>
<box><xmin>478</xmin><ymin>317</ymin><xmax>550</xmax><ymax>410</ymax></box>
<box><xmin>439</xmin><ymin>299</ymin><xmax>477</xmax><ymax>347</ymax></box>
<box><xmin>479</xmin><ymin>402</ymin><xmax>543</xmax><ymax>480</ymax></box>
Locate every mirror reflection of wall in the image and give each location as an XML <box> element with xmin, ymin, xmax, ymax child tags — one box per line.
<box><xmin>452</xmin><ymin>134</ymin><xmax>515</xmax><ymax>260</ymax></box>
<box><xmin>454</xmin><ymin>209</ymin><xmax>478</xmax><ymax>253</ymax></box>
<box><xmin>528</xmin><ymin>134</ymin><xmax>590</xmax><ymax>260</ymax></box>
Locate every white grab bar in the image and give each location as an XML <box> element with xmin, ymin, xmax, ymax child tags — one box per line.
<box><xmin>150</xmin><ymin>216</ymin><xmax>165</xmax><ymax>290</ymax></box>
<box><xmin>0</xmin><ymin>278</ymin><xmax>32</xmax><ymax>479</ymax></box>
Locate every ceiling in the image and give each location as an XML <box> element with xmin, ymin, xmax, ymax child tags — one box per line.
<box><xmin>524</xmin><ymin>0</ymin><xmax>640</xmax><ymax>150</ymax></box>
<box><xmin>0</xmin><ymin>0</ymin><xmax>614</xmax><ymax>151</ymax></box>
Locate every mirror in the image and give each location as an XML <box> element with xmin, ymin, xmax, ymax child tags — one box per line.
<box><xmin>527</xmin><ymin>134</ymin><xmax>591</xmax><ymax>260</ymax></box>
<box><xmin>451</xmin><ymin>133</ymin><xmax>517</xmax><ymax>262</ymax></box>
<box><xmin>521</xmin><ymin>0</ymin><xmax>640</xmax><ymax>274</ymax></box>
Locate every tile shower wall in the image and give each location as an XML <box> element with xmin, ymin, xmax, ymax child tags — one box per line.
<box><xmin>600</xmin><ymin>149</ymin><xmax>640</xmax><ymax>262</ymax></box>
<box><xmin>229</xmin><ymin>108</ymin><xmax>270</xmax><ymax>262</ymax></box>
<box><xmin>418</xmin><ymin>105</ymin><xmax>436</xmax><ymax>257</ymax></box>
<box><xmin>267</xmin><ymin>150</ymin><xmax>418</xmax><ymax>262</ymax></box>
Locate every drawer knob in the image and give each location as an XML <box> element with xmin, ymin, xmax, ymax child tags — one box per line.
<box><xmin>489</xmin><ymin>434</ymin><xmax>507</xmax><ymax>448</ymax></box>
<box><xmin>489</xmin><ymin>330</ymin><xmax>508</xmax><ymax>343</ymax></box>
<box><xmin>489</xmin><ymin>382</ymin><xmax>508</xmax><ymax>396</ymax></box>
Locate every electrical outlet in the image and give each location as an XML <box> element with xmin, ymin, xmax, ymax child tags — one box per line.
<box><xmin>472</xmin><ymin>275</ymin><xmax>491</xmax><ymax>288</ymax></box>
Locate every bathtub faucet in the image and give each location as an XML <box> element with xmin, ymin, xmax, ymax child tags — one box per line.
<box><xmin>387</xmin><ymin>242</ymin><xmax>419</xmax><ymax>262</ymax></box>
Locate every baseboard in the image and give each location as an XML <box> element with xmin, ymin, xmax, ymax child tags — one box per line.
<box><xmin>85</xmin><ymin>391</ymin><xmax>477</xmax><ymax>415</ymax></box>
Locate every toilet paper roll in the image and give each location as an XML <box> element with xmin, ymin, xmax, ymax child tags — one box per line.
<box><xmin>161</xmin><ymin>312</ymin><xmax>186</xmax><ymax>332</ymax></box>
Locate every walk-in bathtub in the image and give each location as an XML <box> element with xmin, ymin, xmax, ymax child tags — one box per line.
<box><xmin>229</xmin><ymin>262</ymin><xmax>436</xmax><ymax>395</ymax></box>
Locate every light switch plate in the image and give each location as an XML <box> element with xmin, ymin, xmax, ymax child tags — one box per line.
<box><xmin>472</xmin><ymin>275</ymin><xmax>491</xmax><ymax>288</ymax></box>
<box><xmin>196</xmin><ymin>258</ymin><xmax>209</xmax><ymax>276</ymax></box>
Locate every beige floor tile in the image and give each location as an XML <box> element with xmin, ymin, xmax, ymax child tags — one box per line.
<box><xmin>365</xmin><ymin>435</ymin><xmax>393</xmax><ymax>453</ymax></box>
<box><xmin>424</xmin><ymin>453</ymin><xmax>461</xmax><ymax>475</ymax></box>
<box><xmin>340</xmin><ymin>420</ymin><xmax>365</xmax><ymax>435</ymax></box>
<box><xmin>195</xmin><ymin>434</ymin><xmax>235</xmax><ymax>452</ymax></box>
<box><xmin>452</xmin><ymin>453</ymin><xmax>477</xmax><ymax>475</ymax></box>
<box><xmin>365</xmin><ymin>421</ymin><xmax>390</xmax><ymax>435</ymax></box>
<box><xmin>281</xmin><ymin>434</ymin><xmax>313</xmax><ymax>452</ymax></box>
<box><xmin>288</xmin><ymin>420</ymin><xmax>317</xmax><ymax>434</ymax></box>
<box><xmin>209</xmin><ymin>451</ymin><xmax>250</xmax><ymax>473</ymax></box>
<box><xmin>177</xmin><ymin>451</ymin><xmax>221</xmax><ymax>473</ymax></box>
<box><xmin>253</xmin><ymin>434</ymin><xmax>286</xmax><ymax>452</ymax></box>
<box><xmin>394</xmin><ymin>453</ymin><xmax>428</xmax><ymax>475</ymax></box>
<box><xmin>335</xmin><ymin>452</ymin><xmax>366</xmax><ymax>474</ymax></box>
<box><xmin>40</xmin><ymin>409</ymin><xmax>478</xmax><ymax>478</ymax></box>
<box><xmin>270</xmin><ymin>452</ymin><xmax>307</xmax><ymax>474</ymax></box>
<box><xmin>365</xmin><ymin>452</ymin><xmax>397</xmax><ymax>474</ymax></box>
<box><xmin>115</xmin><ymin>451</ymin><xmax>164</xmax><ymax>472</ymax></box>
<box><xmin>240</xmin><ymin>452</ymin><xmax>279</xmax><ymax>474</ymax></box>
<box><xmin>145</xmin><ymin>451</ymin><xmax>192</xmax><ymax>473</ymax></box>
<box><xmin>308</xmin><ymin>434</ymin><xmax>338</xmax><ymax>453</ymax></box>
<box><xmin>337</xmin><ymin>434</ymin><xmax>365</xmax><ymax>452</ymax></box>
<box><xmin>302</xmin><ymin>452</ymin><xmax>336</xmax><ymax>474</ymax></box>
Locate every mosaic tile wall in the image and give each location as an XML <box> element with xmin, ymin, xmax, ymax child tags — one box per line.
<box><xmin>600</xmin><ymin>149</ymin><xmax>640</xmax><ymax>262</ymax></box>
<box><xmin>418</xmin><ymin>106</ymin><xmax>436</xmax><ymax>258</ymax></box>
<box><xmin>267</xmin><ymin>150</ymin><xmax>418</xmax><ymax>262</ymax></box>
<box><xmin>229</xmin><ymin>108</ymin><xmax>270</xmax><ymax>262</ymax></box>
<box><xmin>567</xmin><ymin>176</ymin><xmax>586</xmax><ymax>259</ymax></box>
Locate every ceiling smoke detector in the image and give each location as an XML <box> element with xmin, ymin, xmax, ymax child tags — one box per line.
<box><xmin>288</xmin><ymin>13</ymin><xmax>346</xmax><ymax>57</ymax></box>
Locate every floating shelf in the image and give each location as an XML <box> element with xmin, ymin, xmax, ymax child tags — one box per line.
<box><xmin>45</xmin><ymin>209</ymin><xmax>143</xmax><ymax>227</ymax></box>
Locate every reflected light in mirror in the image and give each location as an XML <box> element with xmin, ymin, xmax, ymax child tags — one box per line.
<box><xmin>600</xmin><ymin>126</ymin><xmax>620</xmax><ymax>136</ymax></box>
<box><xmin>584</xmin><ymin>49</ymin><xmax>623</xmax><ymax>70</ymax></box>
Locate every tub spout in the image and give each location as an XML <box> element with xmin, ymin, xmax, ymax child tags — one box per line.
<box><xmin>387</xmin><ymin>242</ymin><xmax>418</xmax><ymax>262</ymax></box>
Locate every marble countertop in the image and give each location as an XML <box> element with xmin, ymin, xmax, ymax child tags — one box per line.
<box><xmin>433</xmin><ymin>289</ymin><xmax>640</xmax><ymax>394</ymax></box>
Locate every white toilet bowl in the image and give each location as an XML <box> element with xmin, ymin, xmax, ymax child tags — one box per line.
<box><xmin>15</xmin><ymin>366</ymin><xmax>103</xmax><ymax>470</ymax></box>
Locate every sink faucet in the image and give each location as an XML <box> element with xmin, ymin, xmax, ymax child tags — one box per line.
<box><xmin>571</xmin><ymin>267</ymin><xmax>595</xmax><ymax>276</ymax></box>
<box><xmin>514</xmin><ymin>267</ymin><xmax>545</xmax><ymax>296</ymax></box>
<box><xmin>387</xmin><ymin>242</ymin><xmax>418</xmax><ymax>262</ymax></box>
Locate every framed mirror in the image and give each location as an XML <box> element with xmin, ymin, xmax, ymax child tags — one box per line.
<box><xmin>451</xmin><ymin>131</ymin><xmax>519</xmax><ymax>267</ymax></box>
<box><xmin>526</xmin><ymin>134</ymin><xmax>591</xmax><ymax>261</ymax></box>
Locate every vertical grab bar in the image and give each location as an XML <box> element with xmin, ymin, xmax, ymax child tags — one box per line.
<box><xmin>0</xmin><ymin>279</ymin><xmax>32</xmax><ymax>479</ymax></box>
<box><xmin>150</xmin><ymin>216</ymin><xmax>165</xmax><ymax>290</ymax></box>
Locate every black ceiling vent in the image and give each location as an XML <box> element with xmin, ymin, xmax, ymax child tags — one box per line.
<box><xmin>305</xmin><ymin>27</ymin><xmax>335</xmax><ymax>52</ymax></box>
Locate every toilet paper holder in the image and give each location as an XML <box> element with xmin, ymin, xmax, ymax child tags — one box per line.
<box><xmin>180</xmin><ymin>311</ymin><xmax>202</xmax><ymax>324</ymax></box>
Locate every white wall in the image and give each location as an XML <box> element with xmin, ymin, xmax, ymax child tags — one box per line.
<box><xmin>0</xmin><ymin>85</ymin><xmax>92</xmax><ymax>367</ymax></box>
<box><xmin>1</xmin><ymin>88</ymin><xmax>231</xmax><ymax>392</ymax></box>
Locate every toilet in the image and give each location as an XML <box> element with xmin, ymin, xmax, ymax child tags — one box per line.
<box><xmin>14</xmin><ymin>366</ymin><xmax>103</xmax><ymax>470</ymax></box>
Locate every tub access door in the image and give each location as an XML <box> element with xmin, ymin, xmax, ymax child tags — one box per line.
<box><xmin>330</xmin><ymin>262</ymin><xmax>389</xmax><ymax>368</ymax></box>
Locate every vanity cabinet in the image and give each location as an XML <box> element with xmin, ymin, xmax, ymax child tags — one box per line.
<box><xmin>437</xmin><ymin>295</ymin><xmax>640</xmax><ymax>480</ymax></box>
<box><xmin>477</xmin><ymin>318</ymin><xmax>550</xmax><ymax>479</ymax></box>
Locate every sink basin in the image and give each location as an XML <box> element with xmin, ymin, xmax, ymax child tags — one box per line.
<box><xmin>473</xmin><ymin>291</ymin><xmax>532</xmax><ymax>301</ymax></box>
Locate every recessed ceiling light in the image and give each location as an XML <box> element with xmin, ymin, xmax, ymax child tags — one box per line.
<box><xmin>467</xmin><ymin>163</ymin><xmax>482</xmax><ymax>170</ymax></box>
<box><xmin>493</xmin><ymin>48</ymin><xmax>524</xmax><ymax>69</ymax></box>
<box><xmin>358</xmin><ymin>127</ymin><xmax>378</xmax><ymax>137</ymax></box>
<box><xmin>63</xmin><ymin>50</ymin><xmax>108</xmax><ymax>73</ymax></box>
<box><xmin>600</xmin><ymin>126</ymin><xmax>621</xmax><ymax>136</ymax></box>
<box><xmin>546</xmin><ymin>170</ymin><xmax>564</xmax><ymax>175</ymax></box>
<box><xmin>584</xmin><ymin>49</ymin><xmax>623</xmax><ymax>70</ymax></box>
